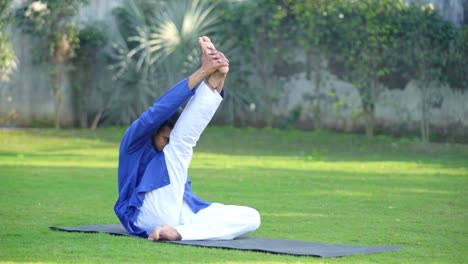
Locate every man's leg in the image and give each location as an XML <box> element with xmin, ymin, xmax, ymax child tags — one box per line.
<box><xmin>165</xmin><ymin>80</ymin><xmax>223</xmax><ymax>170</ymax></box>
<box><xmin>135</xmin><ymin>81</ymin><xmax>223</xmax><ymax>238</ymax></box>
<box><xmin>175</xmin><ymin>202</ymin><xmax>261</xmax><ymax>240</ymax></box>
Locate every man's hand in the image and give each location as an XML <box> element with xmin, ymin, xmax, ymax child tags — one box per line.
<box><xmin>188</xmin><ymin>36</ymin><xmax>228</xmax><ymax>89</ymax></box>
<box><xmin>199</xmin><ymin>36</ymin><xmax>227</xmax><ymax>75</ymax></box>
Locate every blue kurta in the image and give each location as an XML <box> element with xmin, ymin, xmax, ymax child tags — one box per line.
<box><xmin>114</xmin><ymin>78</ymin><xmax>212</xmax><ymax>237</ymax></box>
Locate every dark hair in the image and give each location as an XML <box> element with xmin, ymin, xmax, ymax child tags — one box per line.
<box><xmin>155</xmin><ymin>107</ymin><xmax>183</xmax><ymax>134</ymax></box>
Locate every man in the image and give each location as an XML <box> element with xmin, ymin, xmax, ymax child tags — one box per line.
<box><xmin>114</xmin><ymin>36</ymin><xmax>261</xmax><ymax>241</ymax></box>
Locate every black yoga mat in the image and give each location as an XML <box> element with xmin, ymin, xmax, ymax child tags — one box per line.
<box><xmin>50</xmin><ymin>224</ymin><xmax>401</xmax><ymax>258</ymax></box>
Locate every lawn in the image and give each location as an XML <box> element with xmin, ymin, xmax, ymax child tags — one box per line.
<box><xmin>0</xmin><ymin>127</ymin><xmax>466</xmax><ymax>263</ymax></box>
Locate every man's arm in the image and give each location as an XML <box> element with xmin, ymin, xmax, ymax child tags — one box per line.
<box><xmin>122</xmin><ymin>36</ymin><xmax>228</xmax><ymax>153</ymax></box>
<box><xmin>121</xmin><ymin>79</ymin><xmax>195</xmax><ymax>153</ymax></box>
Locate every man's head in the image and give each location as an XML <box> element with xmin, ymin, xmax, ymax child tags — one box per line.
<box><xmin>152</xmin><ymin>108</ymin><xmax>182</xmax><ymax>152</ymax></box>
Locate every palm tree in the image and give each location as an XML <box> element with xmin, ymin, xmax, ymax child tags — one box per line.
<box><xmin>108</xmin><ymin>0</ymin><xmax>221</xmax><ymax>124</ymax></box>
<box><xmin>0</xmin><ymin>0</ymin><xmax>17</xmax><ymax>82</ymax></box>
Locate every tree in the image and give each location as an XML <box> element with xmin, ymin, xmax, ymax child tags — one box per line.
<box><xmin>217</xmin><ymin>0</ymin><xmax>298</xmax><ymax>128</ymax></box>
<box><xmin>16</xmin><ymin>0</ymin><xmax>88</xmax><ymax>128</ymax></box>
<box><xmin>333</xmin><ymin>0</ymin><xmax>406</xmax><ymax>137</ymax></box>
<box><xmin>292</xmin><ymin>0</ymin><xmax>343</xmax><ymax>129</ymax></box>
<box><xmin>108</xmin><ymin>0</ymin><xmax>220</xmax><ymax>125</ymax></box>
<box><xmin>70</xmin><ymin>22</ymin><xmax>109</xmax><ymax>129</ymax></box>
<box><xmin>0</xmin><ymin>0</ymin><xmax>17</xmax><ymax>81</ymax></box>
<box><xmin>446</xmin><ymin>25</ymin><xmax>468</xmax><ymax>91</ymax></box>
<box><xmin>398</xmin><ymin>3</ymin><xmax>457</xmax><ymax>143</ymax></box>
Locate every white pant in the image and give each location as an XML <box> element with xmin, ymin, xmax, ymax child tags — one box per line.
<box><xmin>177</xmin><ymin>201</ymin><xmax>260</xmax><ymax>240</ymax></box>
<box><xmin>135</xmin><ymin>82</ymin><xmax>260</xmax><ymax>240</ymax></box>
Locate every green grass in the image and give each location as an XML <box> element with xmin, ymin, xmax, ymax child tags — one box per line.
<box><xmin>0</xmin><ymin>127</ymin><xmax>467</xmax><ymax>263</ymax></box>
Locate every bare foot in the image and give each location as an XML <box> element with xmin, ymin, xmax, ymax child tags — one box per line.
<box><xmin>148</xmin><ymin>224</ymin><xmax>182</xmax><ymax>241</ymax></box>
<box><xmin>207</xmin><ymin>70</ymin><xmax>227</xmax><ymax>92</ymax></box>
<box><xmin>207</xmin><ymin>52</ymin><xmax>229</xmax><ymax>91</ymax></box>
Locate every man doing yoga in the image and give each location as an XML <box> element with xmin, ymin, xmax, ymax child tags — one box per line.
<box><xmin>114</xmin><ymin>36</ymin><xmax>261</xmax><ymax>241</ymax></box>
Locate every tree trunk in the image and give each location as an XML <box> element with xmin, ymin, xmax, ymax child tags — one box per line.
<box><xmin>79</xmin><ymin>92</ymin><xmax>88</xmax><ymax>128</ymax></box>
<box><xmin>306</xmin><ymin>49</ymin><xmax>312</xmax><ymax>80</ymax></box>
<box><xmin>265</xmin><ymin>100</ymin><xmax>273</xmax><ymax>128</ymax></box>
<box><xmin>365</xmin><ymin>109</ymin><xmax>374</xmax><ymax>137</ymax></box>
<box><xmin>90</xmin><ymin>106</ymin><xmax>105</xmax><ymax>130</ymax></box>
<box><xmin>420</xmin><ymin>84</ymin><xmax>429</xmax><ymax>143</ymax></box>
<box><xmin>54</xmin><ymin>95</ymin><xmax>61</xmax><ymax>129</ymax></box>
<box><xmin>313</xmin><ymin>51</ymin><xmax>323</xmax><ymax>130</ymax></box>
<box><xmin>361</xmin><ymin>86</ymin><xmax>375</xmax><ymax>137</ymax></box>
<box><xmin>53</xmin><ymin>65</ymin><xmax>65</xmax><ymax>129</ymax></box>
<box><xmin>227</xmin><ymin>98</ymin><xmax>234</xmax><ymax>126</ymax></box>
<box><xmin>259</xmin><ymin>71</ymin><xmax>273</xmax><ymax>128</ymax></box>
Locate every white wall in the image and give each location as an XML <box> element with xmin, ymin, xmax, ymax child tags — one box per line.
<box><xmin>276</xmin><ymin>66</ymin><xmax>467</xmax><ymax>138</ymax></box>
<box><xmin>419</xmin><ymin>0</ymin><xmax>466</xmax><ymax>25</ymax></box>
<box><xmin>0</xmin><ymin>0</ymin><xmax>123</xmax><ymax>126</ymax></box>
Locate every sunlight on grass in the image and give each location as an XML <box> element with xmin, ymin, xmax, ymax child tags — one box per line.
<box><xmin>0</xmin><ymin>160</ymin><xmax>117</xmax><ymax>168</ymax></box>
<box><xmin>208</xmin><ymin>262</ymin><xmax>328</xmax><ymax>264</ymax></box>
<box><xmin>0</xmin><ymin>130</ymin><xmax>118</xmax><ymax>168</ymax></box>
<box><xmin>310</xmin><ymin>190</ymin><xmax>374</xmax><ymax>197</ymax></box>
<box><xmin>263</xmin><ymin>212</ymin><xmax>327</xmax><ymax>218</ymax></box>
<box><xmin>0</xmin><ymin>151</ymin><xmax>117</xmax><ymax>168</ymax></box>
<box><xmin>192</xmin><ymin>152</ymin><xmax>466</xmax><ymax>177</ymax></box>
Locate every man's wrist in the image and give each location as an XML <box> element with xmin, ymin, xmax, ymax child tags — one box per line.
<box><xmin>188</xmin><ymin>69</ymin><xmax>209</xmax><ymax>90</ymax></box>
